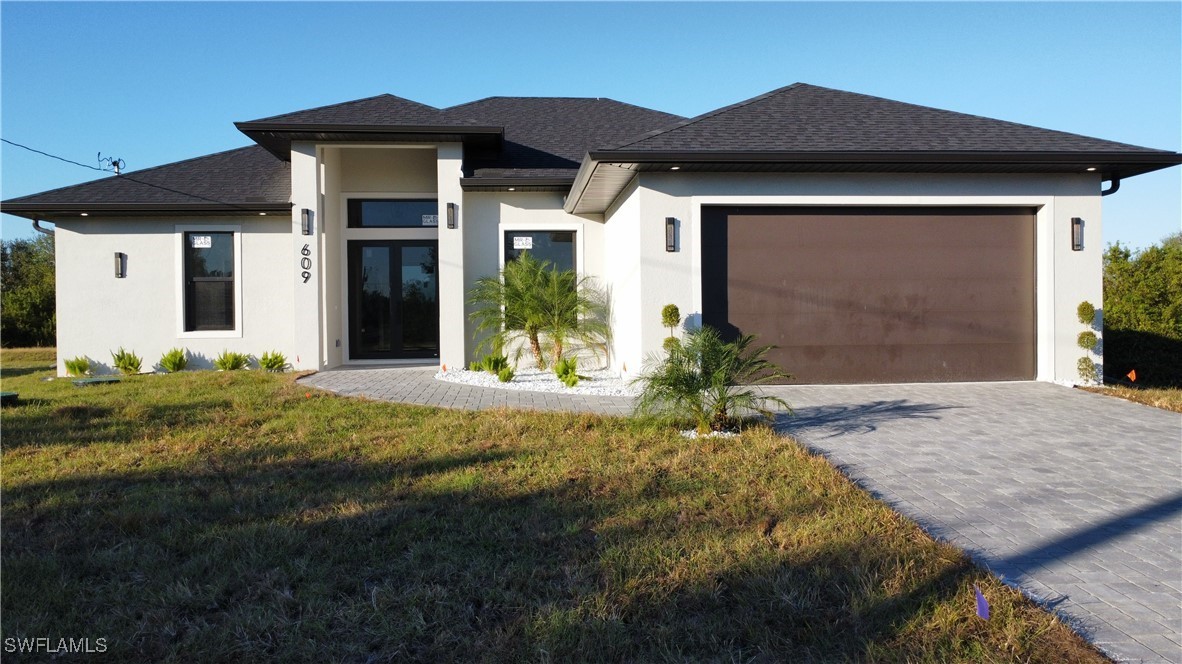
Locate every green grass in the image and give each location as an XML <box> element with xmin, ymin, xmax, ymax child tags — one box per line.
<box><xmin>1081</xmin><ymin>384</ymin><xmax>1182</xmax><ymax>413</ymax></box>
<box><xmin>1</xmin><ymin>348</ymin><xmax>1106</xmax><ymax>662</ymax></box>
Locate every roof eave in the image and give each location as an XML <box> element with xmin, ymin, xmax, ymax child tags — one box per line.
<box><xmin>568</xmin><ymin>150</ymin><xmax>1182</xmax><ymax>214</ymax></box>
<box><xmin>0</xmin><ymin>201</ymin><xmax>292</xmax><ymax>221</ymax></box>
<box><xmin>235</xmin><ymin>122</ymin><xmax>505</xmax><ymax>160</ymax></box>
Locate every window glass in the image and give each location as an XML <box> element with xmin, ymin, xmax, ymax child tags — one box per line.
<box><xmin>184</xmin><ymin>231</ymin><xmax>234</xmax><ymax>331</ymax></box>
<box><xmin>503</xmin><ymin>231</ymin><xmax>575</xmax><ymax>272</ymax></box>
<box><xmin>348</xmin><ymin>199</ymin><xmax>438</xmax><ymax>228</ymax></box>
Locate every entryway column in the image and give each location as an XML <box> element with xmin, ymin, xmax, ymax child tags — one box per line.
<box><xmin>436</xmin><ymin>143</ymin><xmax>465</xmax><ymax>369</ymax></box>
<box><xmin>290</xmin><ymin>142</ymin><xmax>323</xmax><ymax>370</ymax></box>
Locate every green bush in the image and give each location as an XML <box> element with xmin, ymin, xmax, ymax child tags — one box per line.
<box><xmin>663</xmin><ymin>336</ymin><xmax>681</xmax><ymax>353</ymax></box>
<box><xmin>110</xmin><ymin>347</ymin><xmax>142</xmax><ymax>375</ymax></box>
<box><xmin>213</xmin><ymin>350</ymin><xmax>250</xmax><ymax>371</ymax></box>
<box><xmin>1077</xmin><ymin>331</ymin><xmax>1098</xmax><ymax>351</ymax></box>
<box><xmin>477</xmin><ymin>354</ymin><xmax>509</xmax><ymax>375</ymax></box>
<box><xmin>1</xmin><ymin>235</ymin><xmax>55</xmax><ymax>347</ymax></box>
<box><xmin>554</xmin><ymin>356</ymin><xmax>582</xmax><ymax>387</ymax></box>
<box><xmin>64</xmin><ymin>356</ymin><xmax>90</xmax><ymax>377</ymax></box>
<box><xmin>1103</xmin><ymin>235</ymin><xmax>1182</xmax><ymax>386</ymax></box>
<box><xmin>258</xmin><ymin>351</ymin><xmax>288</xmax><ymax>372</ymax></box>
<box><xmin>661</xmin><ymin>304</ymin><xmax>681</xmax><ymax>333</ymax></box>
<box><xmin>159</xmin><ymin>348</ymin><xmax>188</xmax><ymax>373</ymax></box>
<box><xmin>496</xmin><ymin>366</ymin><xmax>515</xmax><ymax>383</ymax></box>
<box><xmin>1077</xmin><ymin>356</ymin><xmax>1099</xmax><ymax>384</ymax></box>
<box><xmin>633</xmin><ymin>326</ymin><xmax>791</xmax><ymax>433</ymax></box>
<box><xmin>1076</xmin><ymin>301</ymin><xmax>1096</xmax><ymax>327</ymax></box>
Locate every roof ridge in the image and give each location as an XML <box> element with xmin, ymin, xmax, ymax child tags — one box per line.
<box><xmin>243</xmin><ymin>93</ymin><xmax>441</xmax><ymax>123</ymax></box>
<box><xmin>2</xmin><ymin>145</ymin><xmax>272</xmax><ymax>204</ymax></box>
<box><xmin>609</xmin><ymin>83</ymin><xmax>806</xmax><ymax>150</ymax></box>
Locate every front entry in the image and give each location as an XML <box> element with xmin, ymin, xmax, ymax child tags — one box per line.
<box><xmin>347</xmin><ymin>240</ymin><xmax>439</xmax><ymax>360</ymax></box>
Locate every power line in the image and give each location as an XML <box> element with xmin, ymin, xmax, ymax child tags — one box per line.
<box><xmin>2</xmin><ymin>137</ymin><xmax>268</xmax><ymax>212</ymax></box>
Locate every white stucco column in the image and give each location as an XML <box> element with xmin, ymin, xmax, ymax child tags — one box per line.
<box><xmin>290</xmin><ymin>142</ymin><xmax>323</xmax><ymax>370</ymax></box>
<box><xmin>436</xmin><ymin>143</ymin><xmax>465</xmax><ymax>369</ymax></box>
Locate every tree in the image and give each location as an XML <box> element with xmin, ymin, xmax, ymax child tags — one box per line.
<box><xmin>1103</xmin><ymin>233</ymin><xmax>1182</xmax><ymax>386</ymax></box>
<box><xmin>1</xmin><ymin>235</ymin><xmax>56</xmax><ymax>347</ymax></box>
<box><xmin>468</xmin><ymin>252</ymin><xmax>611</xmax><ymax>369</ymax></box>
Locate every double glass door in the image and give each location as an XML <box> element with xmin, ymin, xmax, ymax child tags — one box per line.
<box><xmin>347</xmin><ymin>240</ymin><xmax>439</xmax><ymax>359</ymax></box>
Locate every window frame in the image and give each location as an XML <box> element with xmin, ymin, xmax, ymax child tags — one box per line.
<box><xmin>175</xmin><ymin>224</ymin><xmax>243</xmax><ymax>339</ymax></box>
<box><xmin>347</xmin><ymin>198</ymin><xmax>440</xmax><ymax>229</ymax></box>
<box><xmin>498</xmin><ymin>222</ymin><xmax>584</xmax><ymax>276</ymax></box>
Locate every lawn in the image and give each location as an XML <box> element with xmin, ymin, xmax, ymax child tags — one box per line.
<box><xmin>1080</xmin><ymin>384</ymin><xmax>1182</xmax><ymax>413</ymax></box>
<box><xmin>1</xmin><ymin>348</ymin><xmax>1106</xmax><ymax>662</ymax></box>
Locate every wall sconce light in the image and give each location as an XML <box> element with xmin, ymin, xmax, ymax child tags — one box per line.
<box><xmin>114</xmin><ymin>252</ymin><xmax>126</xmax><ymax>278</ymax></box>
<box><xmin>1071</xmin><ymin>217</ymin><xmax>1084</xmax><ymax>251</ymax></box>
<box><xmin>301</xmin><ymin>208</ymin><xmax>314</xmax><ymax>236</ymax></box>
<box><xmin>446</xmin><ymin>202</ymin><xmax>457</xmax><ymax>229</ymax></box>
<box><xmin>665</xmin><ymin>217</ymin><xmax>678</xmax><ymax>252</ymax></box>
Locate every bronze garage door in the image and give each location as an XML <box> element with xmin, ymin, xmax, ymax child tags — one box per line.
<box><xmin>701</xmin><ymin>206</ymin><xmax>1036</xmax><ymax>384</ymax></box>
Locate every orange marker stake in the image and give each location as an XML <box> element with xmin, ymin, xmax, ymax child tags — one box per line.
<box><xmin>1127</xmin><ymin>369</ymin><xmax>1137</xmax><ymax>382</ymax></box>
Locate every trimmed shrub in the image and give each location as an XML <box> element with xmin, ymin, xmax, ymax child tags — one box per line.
<box><xmin>213</xmin><ymin>350</ymin><xmax>250</xmax><ymax>371</ymax></box>
<box><xmin>1103</xmin><ymin>236</ymin><xmax>1182</xmax><ymax>386</ymax></box>
<box><xmin>159</xmin><ymin>348</ymin><xmax>188</xmax><ymax>373</ymax></box>
<box><xmin>64</xmin><ymin>356</ymin><xmax>90</xmax><ymax>377</ymax></box>
<box><xmin>1078</xmin><ymin>356</ymin><xmax>1099</xmax><ymax>384</ymax></box>
<box><xmin>258</xmin><ymin>351</ymin><xmax>288</xmax><ymax>372</ymax></box>
<box><xmin>1076</xmin><ymin>301</ymin><xmax>1096</xmax><ymax>327</ymax></box>
<box><xmin>110</xmin><ymin>347</ymin><xmax>142</xmax><ymax>375</ymax></box>
<box><xmin>1077</xmin><ymin>331</ymin><xmax>1098</xmax><ymax>351</ymax></box>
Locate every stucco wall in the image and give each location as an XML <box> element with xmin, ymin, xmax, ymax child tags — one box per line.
<box><xmin>607</xmin><ymin>171</ymin><xmax>1104</xmax><ymax>385</ymax></box>
<box><xmin>462</xmin><ymin>191</ymin><xmax>608</xmax><ymax>368</ymax></box>
<box><xmin>54</xmin><ymin>216</ymin><xmax>295</xmax><ymax>375</ymax></box>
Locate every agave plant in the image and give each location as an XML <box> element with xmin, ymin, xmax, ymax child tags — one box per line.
<box><xmin>633</xmin><ymin>325</ymin><xmax>791</xmax><ymax>433</ymax></box>
<box><xmin>468</xmin><ymin>252</ymin><xmax>610</xmax><ymax>370</ymax></box>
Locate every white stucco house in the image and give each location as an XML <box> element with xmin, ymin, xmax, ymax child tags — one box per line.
<box><xmin>4</xmin><ymin>83</ymin><xmax>1179</xmax><ymax>383</ymax></box>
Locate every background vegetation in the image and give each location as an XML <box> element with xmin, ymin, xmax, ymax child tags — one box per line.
<box><xmin>1</xmin><ymin>235</ymin><xmax>55</xmax><ymax>347</ymax></box>
<box><xmin>1103</xmin><ymin>233</ymin><xmax>1182</xmax><ymax>387</ymax></box>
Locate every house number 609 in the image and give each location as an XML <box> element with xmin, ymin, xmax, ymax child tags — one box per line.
<box><xmin>300</xmin><ymin>244</ymin><xmax>312</xmax><ymax>283</ymax></box>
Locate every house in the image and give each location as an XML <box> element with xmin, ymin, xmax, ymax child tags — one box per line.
<box><xmin>3</xmin><ymin>83</ymin><xmax>1179</xmax><ymax>384</ymax></box>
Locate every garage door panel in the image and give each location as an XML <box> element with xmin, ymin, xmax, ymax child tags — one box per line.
<box><xmin>702</xmin><ymin>206</ymin><xmax>1036</xmax><ymax>384</ymax></box>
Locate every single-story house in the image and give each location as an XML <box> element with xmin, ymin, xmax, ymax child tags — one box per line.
<box><xmin>4</xmin><ymin>83</ymin><xmax>1180</xmax><ymax>383</ymax></box>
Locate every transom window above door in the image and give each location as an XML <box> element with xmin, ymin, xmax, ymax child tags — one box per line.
<box><xmin>347</xmin><ymin>199</ymin><xmax>439</xmax><ymax>228</ymax></box>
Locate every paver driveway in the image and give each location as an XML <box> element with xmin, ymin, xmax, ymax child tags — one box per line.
<box><xmin>766</xmin><ymin>381</ymin><xmax>1182</xmax><ymax>664</ymax></box>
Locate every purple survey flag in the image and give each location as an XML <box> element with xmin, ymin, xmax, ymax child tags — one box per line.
<box><xmin>974</xmin><ymin>584</ymin><xmax>990</xmax><ymax>620</ymax></box>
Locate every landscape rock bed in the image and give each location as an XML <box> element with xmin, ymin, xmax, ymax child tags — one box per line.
<box><xmin>435</xmin><ymin>367</ymin><xmax>640</xmax><ymax>397</ymax></box>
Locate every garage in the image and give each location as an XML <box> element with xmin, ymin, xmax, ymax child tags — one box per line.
<box><xmin>701</xmin><ymin>206</ymin><xmax>1037</xmax><ymax>384</ymax></box>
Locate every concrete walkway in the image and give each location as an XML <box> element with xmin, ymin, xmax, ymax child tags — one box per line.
<box><xmin>300</xmin><ymin>368</ymin><xmax>1181</xmax><ymax>663</ymax></box>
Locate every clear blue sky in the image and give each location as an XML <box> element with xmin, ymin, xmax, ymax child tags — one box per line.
<box><xmin>2</xmin><ymin>2</ymin><xmax>1179</xmax><ymax>248</ymax></box>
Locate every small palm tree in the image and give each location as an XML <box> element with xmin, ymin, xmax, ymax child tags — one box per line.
<box><xmin>634</xmin><ymin>325</ymin><xmax>791</xmax><ymax>433</ymax></box>
<box><xmin>468</xmin><ymin>252</ymin><xmax>611</xmax><ymax>369</ymax></box>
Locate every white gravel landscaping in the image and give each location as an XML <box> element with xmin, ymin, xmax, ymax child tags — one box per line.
<box><xmin>434</xmin><ymin>367</ymin><xmax>641</xmax><ymax>397</ymax></box>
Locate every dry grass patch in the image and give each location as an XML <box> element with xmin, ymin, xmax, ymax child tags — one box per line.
<box><xmin>1080</xmin><ymin>385</ymin><xmax>1182</xmax><ymax>413</ymax></box>
<box><xmin>1</xmin><ymin>349</ymin><xmax>1107</xmax><ymax>662</ymax></box>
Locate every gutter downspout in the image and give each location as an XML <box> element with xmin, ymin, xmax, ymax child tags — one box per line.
<box><xmin>31</xmin><ymin>219</ymin><xmax>55</xmax><ymax>235</ymax></box>
<box><xmin>1101</xmin><ymin>177</ymin><xmax>1121</xmax><ymax>197</ymax></box>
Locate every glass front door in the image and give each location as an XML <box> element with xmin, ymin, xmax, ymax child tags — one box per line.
<box><xmin>347</xmin><ymin>240</ymin><xmax>439</xmax><ymax>359</ymax></box>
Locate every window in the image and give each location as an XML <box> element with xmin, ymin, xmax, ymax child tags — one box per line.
<box><xmin>184</xmin><ymin>231</ymin><xmax>235</xmax><ymax>331</ymax></box>
<box><xmin>348</xmin><ymin>199</ymin><xmax>438</xmax><ymax>228</ymax></box>
<box><xmin>503</xmin><ymin>231</ymin><xmax>576</xmax><ymax>271</ymax></box>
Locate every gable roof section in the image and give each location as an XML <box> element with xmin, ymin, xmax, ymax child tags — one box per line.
<box><xmin>566</xmin><ymin>83</ymin><xmax>1182</xmax><ymax>213</ymax></box>
<box><xmin>1</xmin><ymin>146</ymin><xmax>291</xmax><ymax>220</ymax></box>
<box><xmin>443</xmin><ymin>97</ymin><xmax>684</xmax><ymax>183</ymax></box>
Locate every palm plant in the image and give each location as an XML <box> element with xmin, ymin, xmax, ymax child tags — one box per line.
<box><xmin>633</xmin><ymin>325</ymin><xmax>791</xmax><ymax>433</ymax></box>
<box><xmin>468</xmin><ymin>252</ymin><xmax>611</xmax><ymax>369</ymax></box>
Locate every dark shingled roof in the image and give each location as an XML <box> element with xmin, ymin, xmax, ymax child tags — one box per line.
<box><xmin>246</xmin><ymin>93</ymin><xmax>456</xmax><ymax>126</ymax></box>
<box><xmin>609</xmin><ymin>83</ymin><xmax>1169</xmax><ymax>154</ymax></box>
<box><xmin>442</xmin><ymin>97</ymin><xmax>684</xmax><ymax>177</ymax></box>
<box><xmin>1</xmin><ymin>146</ymin><xmax>290</xmax><ymax>219</ymax></box>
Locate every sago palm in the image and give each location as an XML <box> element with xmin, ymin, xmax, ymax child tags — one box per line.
<box><xmin>634</xmin><ymin>325</ymin><xmax>791</xmax><ymax>433</ymax></box>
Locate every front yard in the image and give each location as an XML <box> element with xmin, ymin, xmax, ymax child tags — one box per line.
<box><xmin>0</xmin><ymin>349</ymin><xmax>1105</xmax><ymax>662</ymax></box>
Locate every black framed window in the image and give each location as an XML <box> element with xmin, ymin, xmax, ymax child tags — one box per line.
<box><xmin>184</xmin><ymin>231</ymin><xmax>235</xmax><ymax>331</ymax></box>
<box><xmin>348</xmin><ymin>199</ymin><xmax>439</xmax><ymax>228</ymax></box>
<box><xmin>503</xmin><ymin>231</ymin><xmax>576</xmax><ymax>272</ymax></box>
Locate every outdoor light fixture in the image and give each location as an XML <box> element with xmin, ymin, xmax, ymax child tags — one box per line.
<box><xmin>301</xmin><ymin>208</ymin><xmax>314</xmax><ymax>236</ymax></box>
<box><xmin>1071</xmin><ymin>217</ymin><xmax>1084</xmax><ymax>251</ymax></box>
<box><xmin>446</xmin><ymin>202</ymin><xmax>457</xmax><ymax>229</ymax></box>
<box><xmin>114</xmin><ymin>252</ymin><xmax>126</xmax><ymax>279</ymax></box>
<box><xmin>665</xmin><ymin>217</ymin><xmax>678</xmax><ymax>252</ymax></box>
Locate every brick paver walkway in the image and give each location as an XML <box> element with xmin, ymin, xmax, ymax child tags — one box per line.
<box><xmin>301</xmin><ymin>368</ymin><xmax>1181</xmax><ymax>662</ymax></box>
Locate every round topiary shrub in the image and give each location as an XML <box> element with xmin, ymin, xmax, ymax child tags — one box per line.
<box><xmin>1077</xmin><ymin>301</ymin><xmax>1096</xmax><ymax>326</ymax></box>
<box><xmin>1077</xmin><ymin>331</ymin><xmax>1098</xmax><ymax>351</ymax></box>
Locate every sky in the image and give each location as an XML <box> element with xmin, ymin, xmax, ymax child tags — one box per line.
<box><xmin>2</xmin><ymin>1</ymin><xmax>1179</xmax><ymax>249</ymax></box>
